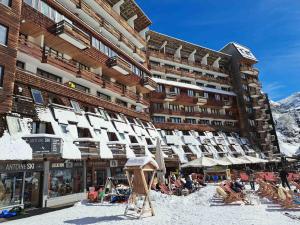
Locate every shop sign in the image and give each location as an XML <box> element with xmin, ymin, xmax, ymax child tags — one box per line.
<box><xmin>110</xmin><ymin>160</ymin><xmax>118</xmax><ymax>168</ymax></box>
<box><xmin>51</xmin><ymin>161</ymin><xmax>83</xmax><ymax>169</ymax></box>
<box><xmin>23</xmin><ymin>136</ymin><xmax>62</xmax><ymax>154</ymax></box>
<box><xmin>51</xmin><ymin>162</ymin><xmax>65</xmax><ymax>169</ymax></box>
<box><xmin>0</xmin><ymin>162</ymin><xmax>44</xmax><ymax>172</ymax></box>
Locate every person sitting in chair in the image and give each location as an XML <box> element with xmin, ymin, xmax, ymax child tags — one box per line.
<box><xmin>231</xmin><ymin>179</ymin><xmax>245</xmax><ymax>193</ymax></box>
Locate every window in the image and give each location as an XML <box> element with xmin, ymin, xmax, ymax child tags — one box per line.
<box><xmin>37</xmin><ymin>69</ymin><xmax>62</xmax><ymax>83</ymax></box>
<box><xmin>16</xmin><ymin>61</ymin><xmax>25</xmax><ymax>69</ymax></box>
<box><xmin>170</xmin><ymin>117</ymin><xmax>181</xmax><ymax>124</ymax></box>
<box><xmin>153</xmin><ymin>116</ymin><xmax>165</xmax><ymax>123</ymax></box>
<box><xmin>0</xmin><ymin>24</ymin><xmax>8</xmax><ymax>46</ymax></box>
<box><xmin>107</xmin><ymin>132</ymin><xmax>119</xmax><ymax>141</ymax></box>
<box><xmin>166</xmin><ymin>77</ymin><xmax>177</xmax><ymax>81</ymax></box>
<box><xmin>187</xmin><ymin>89</ymin><xmax>194</xmax><ymax>97</ymax></box>
<box><xmin>6</xmin><ymin>116</ymin><xmax>22</xmax><ymax>135</ymax></box>
<box><xmin>91</xmin><ymin>36</ymin><xmax>117</xmax><ymax>57</ymax></box>
<box><xmin>115</xmin><ymin>99</ymin><xmax>127</xmax><ymax>107</ymax></box>
<box><xmin>68</xmin><ymin>82</ymin><xmax>90</xmax><ymax>93</ymax></box>
<box><xmin>0</xmin><ymin>65</ymin><xmax>3</xmax><ymax>87</ymax></box>
<box><xmin>153</xmin><ymin>74</ymin><xmax>161</xmax><ymax>79</ymax></box>
<box><xmin>129</xmin><ymin>135</ymin><xmax>138</xmax><ymax>144</ymax></box>
<box><xmin>156</xmin><ymin>84</ymin><xmax>164</xmax><ymax>92</ymax></box>
<box><xmin>203</xmin><ymin>92</ymin><xmax>209</xmax><ymax>99</ymax></box>
<box><xmin>181</xmin><ymin>79</ymin><xmax>191</xmax><ymax>84</ymax></box>
<box><xmin>70</xmin><ymin>100</ymin><xmax>81</xmax><ymax>113</ymax></box>
<box><xmin>215</xmin><ymin>94</ymin><xmax>221</xmax><ymax>101</ymax></box>
<box><xmin>186</xmin><ymin>118</ymin><xmax>196</xmax><ymax>124</ymax></box>
<box><xmin>97</xmin><ymin>92</ymin><xmax>111</xmax><ymax>102</ymax></box>
<box><xmin>0</xmin><ymin>0</ymin><xmax>11</xmax><ymax>7</ymax></box>
<box><xmin>169</xmin><ymin>104</ymin><xmax>180</xmax><ymax>111</ymax></box>
<box><xmin>31</xmin><ymin>89</ymin><xmax>44</xmax><ymax>104</ymax></box>
<box><xmin>170</xmin><ymin>87</ymin><xmax>180</xmax><ymax>94</ymax></box>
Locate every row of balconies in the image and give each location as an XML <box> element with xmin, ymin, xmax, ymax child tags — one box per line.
<box><xmin>62</xmin><ymin>0</ymin><xmax>146</xmax><ymax>58</ymax></box>
<box><xmin>151</xmin><ymin>108</ymin><xmax>236</xmax><ymax>120</ymax></box>
<box><xmin>18</xmin><ymin>37</ymin><xmax>155</xmax><ymax>106</ymax></box>
<box><xmin>149</xmin><ymin>65</ymin><xmax>231</xmax><ymax>85</ymax></box>
<box><xmin>240</xmin><ymin>65</ymin><xmax>259</xmax><ymax>76</ymax></box>
<box><xmin>148</xmin><ymin>50</ymin><xmax>228</xmax><ymax>74</ymax></box>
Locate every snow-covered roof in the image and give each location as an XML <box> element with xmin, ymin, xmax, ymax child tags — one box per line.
<box><xmin>0</xmin><ymin>132</ymin><xmax>32</xmax><ymax>160</ymax></box>
<box><xmin>232</xmin><ymin>43</ymin><xmax>257</xmax><ymax>61</ymax></box>
<box><xmin>152</xmin><ymin>78</ymin><xmax>236</xmax><ymax>96</ymax></box>
<box><xmin>125</xmin><ymin>156</ymin><xmax>159</xmax><ymax>169</ymax></box>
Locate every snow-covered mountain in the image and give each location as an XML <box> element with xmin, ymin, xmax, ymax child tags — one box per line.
<box><xmin>270</xmin><ymin>92</ymin><xmax>300</xmax><ymax>157</ymax></box>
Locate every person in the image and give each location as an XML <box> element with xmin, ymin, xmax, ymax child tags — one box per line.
<box><xmin>231</xmin><ymin>178</ymin><xmax>245</xmax><ymax>193</ymax></box>
<box><xmin>279</xmin><ymin>168</ymin><xmax>291</xmax><ymax>190</ymax></box>
<box><xmin>246</xmin><ymin>168</ymin><xmax>255</xmax><ymax>190</ymax></box>
<box><xmin>184</xmin><ymin>175</ymin><xmax>193</xmax><ymax>191</ymax></box>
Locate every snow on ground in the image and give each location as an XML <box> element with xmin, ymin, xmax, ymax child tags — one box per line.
<box><xmin>5</xmin><ymin>185</ymin><xmax>300</xmax><ymax>225</ymax></box>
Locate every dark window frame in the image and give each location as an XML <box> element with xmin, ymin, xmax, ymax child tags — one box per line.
<box><xmin>0</xmin><ymin>23</ymin><xmax>8</xmax><ymax>46</ymax></box>
<box><xmin>0</xmin><ymin>65</ymin><xmax>4</xmax><ymax>87</ymax></box>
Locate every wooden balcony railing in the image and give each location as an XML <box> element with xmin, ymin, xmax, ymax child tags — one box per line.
<box><xmin>149</xmin><ymin>50</ymin><xmax>229</xmax><ymax>74</ymax></box>
<box><xmin>107</xmin><ymin>55</ymin><xmax>132</xmax><ymax>75</ymax></box>
<box><xmin>150</xmin><ymin>64</ymin><xmax>231</xmax><ymax>85</ymax></box>
<box><xmin>240</xmin><ymin>65</ymin><xmax>259</xmax><ymax>76</ymax></box>
<box><xmin>141</xmin><ymin>76</ymin><xmax>157</xmax><ymax>91</ymax></box>
<box><xmin>53</xmin><ymin>20</ymin><xmax>90</xmax><ymax>49</ymax></box>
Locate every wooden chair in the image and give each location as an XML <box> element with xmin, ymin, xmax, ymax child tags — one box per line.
<box><xmin>159</xmin><ymin>183</ymin><xmax>173</xmax><ymax>195</ymax></box>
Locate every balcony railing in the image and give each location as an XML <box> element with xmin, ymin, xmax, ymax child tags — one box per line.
<box><xmin>240</xmin><ymin>65</ymin><xmax>259</xmax><ymax>76</ymax></box>
<box><xmin>74</xmin><ymin>139</ymin><xmax>100</xmax><ymax>157</ymax></box>
<box><xmin>150</xmin><ymin>64</ymin><xmax>231</xmax><ymax>85</ymax></box>
<box><xmin>149</xmin><ymin>50</ymin><xmax>229</xmax><ymax>74</ymax></box>
<box><xmin>107</xmin><ymin>56</ymin><xmax>132</xmax><ymax>75</ymax></box>
<box><xmin>53</xmin><ymin>20</ymin><xmax>90</xmax><ymax>49</ymax></box>
<box><xmin>107</xmin><ymin>142</ymin><xmax>127</xmax><ymax>157</ymax></box>
<box><xmin>141</xmin><ymin>76</ymin><xmax>157</xmax><ymax>91</ymax></box>
<box><xmin>130</xmin><ymin>144</ymin><xmax>146</xmax><ymax>157</ymax></box>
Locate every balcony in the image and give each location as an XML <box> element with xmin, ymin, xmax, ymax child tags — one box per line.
<box><xmin>141</xmin><ymin>76</ymin><xmax>157</xmax><ymax>91</ymax></box>
<box><xmin>107</xmin><ymin>56</ymin><xmax>132</xmax><ymax>75</ymax></box>
<box><xmin>74</xmin><ymin>139</ymin><xmax>100</xmax><ymax>157</ymax></box>
<box><xmin>165</xmin><ymin>92</ymin><xmax>178</xmax><ymax>101</ymax></box>
<box><xmin>107</xmin><ymin>142</ymin><xmax>127</xmax><ymax>157</ymax></box>
<box><xmin>197</xmin><ymin>97</ymin><xmax>208</xmax><ymax>106</ymax></box>
<box><xmin>148</xmin><ymin>50</ymin><xmax>228</xmax><ymax>74</ymax></box>
<box><xmin>206</xmin><ymin>99</ymin><xmax>224</xmax><ymax>107</ymax></box>
<box><xmin>248</xmin><ymin>78</ymin><xmax>261</xmax><ymax>88</ymax></box>
<box><xmin>174</xmin><ymin>94</ymin><xmax>198</xmax><ymax>105</ymax></box>
<box><xmin>223</xmin><ymin>101</ymin><xmax>233</xmax><ymax>109</ymax></box>
<box><xmin>249</xmin><ymin>89</ymin><xmax>260</xmax><ymax>98</ymax></box>
<box><xmin>130</xmin><ymin>144</ymin><xmax>146</xmax><ymax>157</ymax></box>
<box><xmin>53</xmin><ymin>20</ymin><xmax>90</xmax><ymax>50</ymax></box>
<box><xmin>240</xmin><ymin>65</ymin><xmax>259</xmax><ymax>76</ymax></box>
<box><xmin>22</xmin><ymin>134</ymin><xmax>63</xmax><ymax>156</ymax></box>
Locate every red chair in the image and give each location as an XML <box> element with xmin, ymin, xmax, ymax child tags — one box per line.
<box><xmin>240</xmin><ymin>173</ymin><xmax>249</xmax><ymax>182</ymax></box>
<box><xmin>88</xmin><ymin>187</ymin><xmax>98</xmax><ymax>202</ymax></box>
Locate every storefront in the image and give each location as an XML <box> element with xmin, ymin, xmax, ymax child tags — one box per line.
<box><xmin>87</xmin><ymin>159</ymin><xmax>127</xmax><ymax>189</ymax></box>
<box><xmin>0</xmin><ymin>162</ymin><xmax>44</xmax><ymax>209</ymax></box>
<box><xmin>45</xmin><ymin>160</ymin><xmax>87</xmax><ymax>208</ymax></box>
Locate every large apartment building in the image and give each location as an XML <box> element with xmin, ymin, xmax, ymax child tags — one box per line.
<box><xmin>0</xmin><ymin>0</ymin><xmax>278</xmax><ymax>209</ymax></box>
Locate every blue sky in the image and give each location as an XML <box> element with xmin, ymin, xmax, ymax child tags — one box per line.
<box><xmin>136</xmin><ymin>0</ymin><xmax>300</xmax><ymax>101</ymax></box>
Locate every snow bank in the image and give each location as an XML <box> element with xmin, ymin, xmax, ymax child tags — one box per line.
<box><xmin>0</xmin><ymin>131</ymin><xmax>32</xmax><ymax>160</ymax></box>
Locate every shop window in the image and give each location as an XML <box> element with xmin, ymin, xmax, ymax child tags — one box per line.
<box><xmin>16</xmin><ymin>61</ymin><xmax>25</xmax><ymax>69</ymax></box>
<box><xmin>31</xmin><ymin>89</ymin><xmax>44</xmax><ymax>104</ymax></box>
<box><xmin>0</xmin><ymin>173</ymin><xmax>23</xmax><ymax>207</ymax></box>
<box><xmin>49</xmin><ymin>167</ymin><xmax>83</xmax><ymax>198</ymax></box>
<box><xmin>0</xmin><ymin>65</ymin><xmax>4</xmax><ymax>87</ymax></box>
<box><xmin>0</xmin><ymin>0</ymin><xmax>12</xmax><ymax>7</ymax></box>
<box><xmin>70</xmin><ymin>100</ymin><xmax>81</xmax><ymax>113</ymax></box>
<box><xmin>0</xmin><ymin>24</ymin><xmax>8</xmax><ymax>46</ymax></box>
<box><xmin>107</xmin><ymin>132</ymin><xmax>118</xmax><ymax>141</ymax></box>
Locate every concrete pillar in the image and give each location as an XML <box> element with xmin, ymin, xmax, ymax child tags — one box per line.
<box><xmin>83</xmin><ymin>160</ymin><xmax>87</xmax><ymax>193</ymax></box>
<box><xmin>213</xmin><ymin>57</ymin><xmax>221</xmax><ymax>68</ymax></box>
<box><xmin>175</xmin><ymin>45</ymin><xmax>182</xmax><ymax>59</ymax></box>
<box><xmin>139</xmin><ymin>27</ymin><xmax>149</xmax><ymax>39</ymax></box>
<box><xmin>127</xmin><ymin>15</ymin><xmax>138</xmax><ymax>29</ymax></box>
<box><xmin>201</xmin><ymin>53</ymin><xmax>209</xmax><ymax>65</ymax></box>
<box><xmin>42</xmin><ymin>160</ymin><xmax>50</xmax><ymax>208</ymax></box>
<box><xmin>188</xmin><ymin>49</ymin><xmax>197</xmax><ymax>63</ymax></box>
<box><xmin>112</xmin><ymin>0</ymin><xmax>124</xmax><ymax>15</ymax></box>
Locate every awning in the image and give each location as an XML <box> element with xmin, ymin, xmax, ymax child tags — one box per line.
<box><xmin>220</xmin><ymin>156</ymin><xmax>250</xmax><ymax>165</ymax></box>
<box><xmin>239</xmin><ymin>155</ymin><xmax>268</xmax><ymax>164</ymax></box>
<box><xmin>181</xmin><ymin>157</ymin><xmax>218</xmax><ymax>168</ymax></box>
<box><xmin>182</xmin><ymin>136</ymin><xmax>200</xmax><ymax>145</ymax></box>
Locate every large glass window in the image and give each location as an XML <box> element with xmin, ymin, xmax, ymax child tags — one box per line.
<box><xmin>0</xmin><ymin>0</ymin><xmax>11</xmax><ymax>7</ymax></box>
<box><xmin>0</xmin><ymin>65</ymin><xmax>4</xmax><ymax>87</ymax></box>
<box><xmin>0</xmin><ymin>173</ymin><xmax>23</xmax><ymax>208</ymax></box>
<box><xmin>37</xmin><ymin>68</ymin><xmax>62</xmax><ymax>83</ymax></box>
<box><xmin>31</xmin><ymin>89</ymin><xmax>44</xmax><ymax>104</ymax></box>
<box><xmin>49</xmin><ymin>168</ymin><xmax>83</xmax><ymax>198</ymax></box>
<box><xmin>0</xmin><ymin>24</ymin><xmax>8</xmax><ymax>46</ymax></box>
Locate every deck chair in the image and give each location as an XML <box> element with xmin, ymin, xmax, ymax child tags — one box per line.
<box><xmin>221</xmin><ymin>182</ymin><xmax>245</xmax><ymax>203</ymax></box>
<box><xmin>240</xmin><ymin>173</ymin><xmax>249</xmax><ymax>183</ymax></box>
<box><xmin>159</xmin><ymin>183</ymin><xmax>173</xmax><ymax>195</ymax></box>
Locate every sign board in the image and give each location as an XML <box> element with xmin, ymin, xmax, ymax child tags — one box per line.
<box><xmin>110</xmin><ymin>160</ymin><xmax>118</xmax><ymax>168</ymax></box>
<box><xmin>23</xmin><ymin>137</ymin><xmax>62</xmax><ymax>154</ymax></box>
<box><xmin>0</xmin><ymin>162</ymin><xmax>44</xmax><ymax>173</ymax></box>
<box><xmin>51</xmin><ymin>161</ymin><xmax>83</xmax><ymax>169</ymax></box>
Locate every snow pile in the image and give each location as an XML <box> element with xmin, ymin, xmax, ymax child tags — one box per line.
<box><xmin>4</xmin><ymin>185</ymin><xmax>300</xmax><ymax>225</ymax></box>
<box><xmin>0</xmin><ymin>131</ymin><xmax>32</xmax><ymax>160</ymax></box>
<box><xmin>271</xmin><ymin>92</ymin><xmax>300</xmax><ymax>156</ymax></box>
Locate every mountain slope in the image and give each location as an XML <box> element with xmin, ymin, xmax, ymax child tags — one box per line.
<box><xmin>271</xmin><ymin>92</ymin><xmax>300</xmax><ymax>156</ymax></box>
